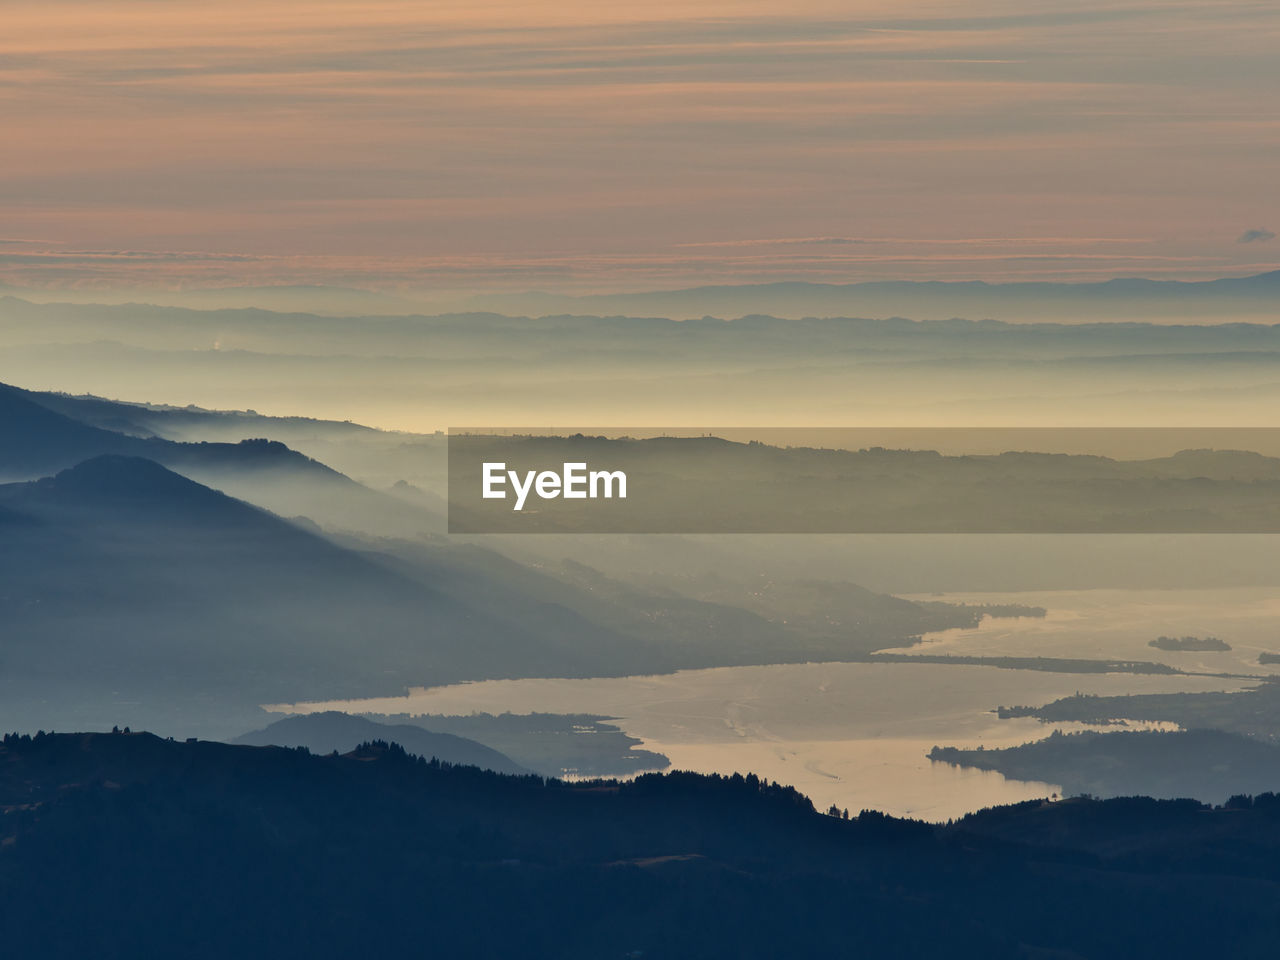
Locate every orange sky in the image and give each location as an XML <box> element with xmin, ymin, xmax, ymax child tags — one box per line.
<box><xmin>3</xmin><ymin>0</ymin><xmax>1278</xmax><ymax>297</ymax></box>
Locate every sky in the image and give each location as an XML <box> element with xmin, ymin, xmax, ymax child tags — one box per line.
<box><xmin>3</xmin><ymin>0</ymin><xmax>1279</xmax><ymax>298</ymax></box>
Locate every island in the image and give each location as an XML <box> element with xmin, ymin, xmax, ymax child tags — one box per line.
<box><xmin>929</xmin><ymin>728</ymin><xmax>1280</xmax><ymax>803</ymax></box>
<box><xmin>1149</xmin><ymin>634</ymin><xmax>1231</xmax><ymax>652</ymax></box>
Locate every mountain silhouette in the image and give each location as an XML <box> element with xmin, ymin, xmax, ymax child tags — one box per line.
<box><xmin>5</xmin><ymin>729</ymin><xmax>1280</xmax><ymax>959</ymax></box>
<box><xmin>0</xmin><ymin>383</ymin><xmax>137</xmax><ymax>476</ymax></box>
<box><xmin>0</xmin><ymin>380</ymin><xmax>441</xmax><ymax>535</ymax></box>
<box><xmin>2</xmin><ymin>453</ymin><xmax>352</xmax><ymax>542</ymax></box>
<box><xmin>233</xmin><ymin>711</ymin><xmax>531</xmax><ymax>775</ymax></box>
<box><xmin>0</xmin><ymin>455</ymin><xmax>670</xmax><ymax>737</ymax></box>
<box><xmin>23</xmin><ymin>452</ymin><xmax>257</xmax><ymax>513</ymax></box>
<box><xmin>0</xmin><ymin>380</ymin><xmax>336</xmax><ymax>482</ymax></box>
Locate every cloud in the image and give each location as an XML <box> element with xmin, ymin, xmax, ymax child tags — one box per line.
<box><xmin>678</xmin><ymin>236</ymin><xmax>1150</xmax><ymax>249</ymax></box>
<box><xmin>3</xmin><ymin>1</ymin><xmax>1279</xmax><ymax>292</ymax></box>
<box><xmin>1237</xmin><ymin>228</ymin><xmax>1276</xmax><ymax>244</ymax></box>
<box><xmin>678</xmin><ymin>237</ymin><xmax>872</xmax><ymax>248</ymax></box>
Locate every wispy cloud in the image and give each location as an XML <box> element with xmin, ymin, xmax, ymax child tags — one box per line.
<box><xmin>1238</xmin><ymin>228</ymin><xmax>1276</xmax><ymax>244</ymax></box>
<box><xmin>678</xmin><ymin>236</ymin><xmax>1153</xmax><ymax>249</ymax></box>
<box><xmin>679</xmin><ymin>237</ymin><xmax>873</xmax><ymax>248</ymax></box>
<box><xmin>2</xmin><ymin>1</ymin><xmax>1278</xmax><ymax>292</ymax></box>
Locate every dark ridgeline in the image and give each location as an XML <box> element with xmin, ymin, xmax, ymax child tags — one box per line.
<box><xmin>0</xmin><ymin>380</ymin><xmax>342</xmax><ymax>480</ymax></box>
<box><xmin>234</xmin><ymin>711</ymin><xmax>535</xmax><ymax>776</ymax></box>
<box><xmin>0</xmin><ymin>381</ymin><xmax>439</xmax><ymax>536</ymax></box>
<box><xmin>245</xmin><ymin>710</ymin><xmax>672</xmax><ymax>778</ymax></box>
<box><xmin>3</xmin><ymin>731</ymin><xmax>1280</xmax><ymax>959</ymax></box>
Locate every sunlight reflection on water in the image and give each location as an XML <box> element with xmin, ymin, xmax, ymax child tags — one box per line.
<box><xmin>271</xmin><ymin>590</ymin><xmax>1266</xmax><ymax>821</ymax></box>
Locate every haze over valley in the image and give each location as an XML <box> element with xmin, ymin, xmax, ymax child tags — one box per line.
<box><xmin>4</xmin><ymin>340</ymin><xmax>1279</xmax><ymax>817</ymax></box>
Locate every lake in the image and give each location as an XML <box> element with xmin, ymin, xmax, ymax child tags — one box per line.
<box><xmin>273</xmin><ymin>587</ymin><xmax>1275</xmax><ymax>820</ymax></box>
<box><xmin>888</xmin><ymin>586</ymin><xmax>1280</xmax><ymax>675</ymax></box>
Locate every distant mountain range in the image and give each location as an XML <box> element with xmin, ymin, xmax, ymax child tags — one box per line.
<box><xmin>6</xmin><ymin>269</ymin><xmax>1279</xmax><ymax>321</ymax></box>
<box><xmin>5</xmin><ymin>291</ymin><xmax>1280</xmax><ymax>434</ymax></box>
<box><xmin>468</xmin><ymin>269</ymin><xmax>1280</xmax><ymax>321</ymax></box>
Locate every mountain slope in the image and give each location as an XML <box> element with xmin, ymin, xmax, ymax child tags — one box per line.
<box><xmin>0</xmin><ymin>454</ymin><xmax>993</xmax><ymax>738</ymax></box>
<box><xmin>0</xmin><ymin>381</ymin><xmax>442</xmax><ymax>535</ymax></box>
<box><xmin>0</xmin><ymin>383</ymin><xmax>137</xmax><ymax>477</ymax></box>
<box><xmin>234</xmin><ymin>711</ymin><xmax>531</xmax><ymax>775</ymax></box>
<box><xmin>0</xmin><ymin>456</ymin><xmax>657</xmax><ymax>737</ymax></box>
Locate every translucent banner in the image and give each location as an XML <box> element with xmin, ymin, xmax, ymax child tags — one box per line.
<box><xmin>448</xmin><ymin>428</ymin><xmax>1280</xmax><ymax>533</ymax></box>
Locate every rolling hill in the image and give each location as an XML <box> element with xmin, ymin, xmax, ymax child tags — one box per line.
<box><xmin>234</xmin><ymin>711</ymin><xmax>531</xmax><ymax>775</ymax></box>
<box><xmin>4</xmin><ymin>730</ymin><xmax>1280</xmax><ymax>959</ymax></box>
